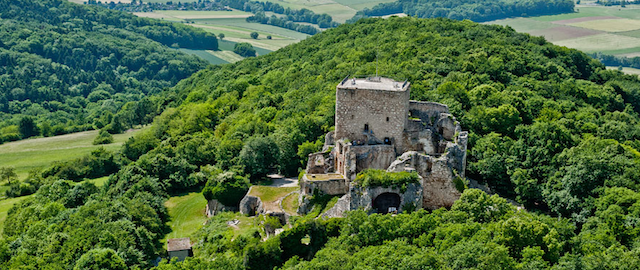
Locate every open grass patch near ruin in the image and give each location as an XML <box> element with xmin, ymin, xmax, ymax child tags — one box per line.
<box><xmin>248</xmin><ymin>186</ymin><xmax>298</xmax><ymax>203</ymax></box>
<box><xmin>282</xmin><ymin>192</ymin><xmax>300</xmax><ymax>215</ymax></box>
<box><xmin>353</xmin><ymin>169</ymin><xmax>419</xmax><ymax>190</ymax></box>
<box><xmin>163</xmin><ymin>191</ymin><xmax>208</xmax><ymax>246</ymax></box>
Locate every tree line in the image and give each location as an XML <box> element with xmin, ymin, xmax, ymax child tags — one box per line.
<box><xmin>348</xmin><ymin>0</ymin><xmax>575</xmax><ymax>23</ymax></box>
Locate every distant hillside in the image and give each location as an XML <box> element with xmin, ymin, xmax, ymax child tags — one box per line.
<box><xmin>348</xmin><ymin>0</ymin><xmax>575</xmax><ymax>23</ymax></box>
<box><xmin>0</xmin><ymin>0</ymin><xmax>217</xmax><ymax>143</ymax></box>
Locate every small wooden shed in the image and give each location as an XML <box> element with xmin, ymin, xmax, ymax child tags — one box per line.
<box><xmin>167</xmin><ymin>237</ymin><xmax>192</xmax><ymax>262</ymax></box>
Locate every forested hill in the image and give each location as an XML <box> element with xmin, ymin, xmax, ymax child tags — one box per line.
<box><xmin>0</xmin><ymin>0</ymin><xmax>216</xmax><ymax>143</ymax></box>
<box><xmin>6</xmin><ymin>16</ymin><xmax>640</xmax><ymax>269</ymax></box>
<box><xmin>348</xmin><ymin>0</ymin><xmax>574</xmax><ymax>23</ymax></box>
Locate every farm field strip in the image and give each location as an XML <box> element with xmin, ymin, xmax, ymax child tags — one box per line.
<box><xmin>606</xmin><ymin>66</ymin><xmax>640</xmax><ymax>75</ymax></box>
<box><xmin>528</xmin><ymin>26</ymin><xmax>603</xmax><ymax>41</ymax></box>
<box><xmin>176</xmin><ymin>48</ymin><xmax>229</xmax><ymax>65</ymax></box>
<box><xmin>567</xmin><ymin>18</ymin><xmax>640</xmax><ymax>32</ymax></box>
<box><xmin>554</xmin><ymin>33</ymin><xmax>640</xmax><ymax>53</ymax></box>
<box><xmin>208</xmin><ymin>50</ymin><xmax>244</xmax><ymax>63</ymax></box>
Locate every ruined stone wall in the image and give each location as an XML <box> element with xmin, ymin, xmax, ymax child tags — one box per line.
<box><xmin>352</xmin><ymin>144</ymin><xmax>397</xmax><ymax>173</ymax></box>
<box><xmin>349</xmin><ymin>184</ymin><xmax>423</xmax><ymax>213</ymax></box>
<box><xmin>300</xmin><ymin>176</ymin><xmax>348</xmax><ymax>196</ymax></box>
<box><xmin>335</xmin><ymin>87</ymin><xmax>410</xmax><ymax>153</ymax></box>
<box><xmin>408</xmin><ymin>101</ymin><xmax>449</xmax><ymax>125</ymax></box>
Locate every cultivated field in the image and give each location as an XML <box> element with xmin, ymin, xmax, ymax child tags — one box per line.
<box><xmin>489</xmin><ymin>6</ymin><xmax>640</xmax><ymax>57</ymax></box>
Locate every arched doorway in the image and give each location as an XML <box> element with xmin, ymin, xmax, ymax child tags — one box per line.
<box><xmin>373</xmin><ymin>193</ymin><xmax>401</xmax><ymax>214</ymax></box>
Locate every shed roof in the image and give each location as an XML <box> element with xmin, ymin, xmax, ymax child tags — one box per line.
<box><xmin>167</xmin><ymin>238</ymin><xmax>191</xmax><ymax>252</ymax></box>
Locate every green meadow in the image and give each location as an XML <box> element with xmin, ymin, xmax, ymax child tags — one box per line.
<box><xmin>0</xmin><ymin>129</ymin><xmax>142</xmax><ymax>180</ymax></box>
<box><xmin>163</xmin><ymin>192</ymin><xmax>208</xmax><ymax>247</ymax></box>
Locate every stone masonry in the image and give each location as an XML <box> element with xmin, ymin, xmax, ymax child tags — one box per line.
<box><xmin>299</xmin><ymin>76</ymin><xmax>468</xmax><ymax>216</ymax></box>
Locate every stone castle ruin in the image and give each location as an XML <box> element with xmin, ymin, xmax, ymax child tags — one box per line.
<box><xmin>299</xmin><ymin>76</ymin><xmax>468</xmax><ymax>216</ymax></box>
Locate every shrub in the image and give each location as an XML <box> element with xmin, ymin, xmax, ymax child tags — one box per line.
<box><xmin>353</xmin><ymin>169</ymin><xmax>420</xmax><ymax>191</ymax></box>
<box><xmin>92</xmin><ymin>129</ymin><xmax>114</xmax><ymax>145</ymax></box>
<box><xmin>233</xmin><ymin>42</ymin><xmax>257</xmax><ymax>57</ymax></box>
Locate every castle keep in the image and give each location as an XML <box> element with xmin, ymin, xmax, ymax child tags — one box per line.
<box><xmin>299</xmin><ymin>76</ymin><xmax>469</xmax><ymax>216</ymax></box>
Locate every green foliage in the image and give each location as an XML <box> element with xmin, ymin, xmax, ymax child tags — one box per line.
<box><xmin>233</xmin><ymin>42</ymin><xmax>257</xmax><ymax>57</ymax></box>
<box><xmin>250</xmin><ymin>32</ymin><xmax>259</xmax><ymax>39</ymax></box>
<box><xmin>0</xmin><ymin>167</ymin><xmax>17</xmax><ymax>184</ymax></box>
<box><xmin>451</xmin><ymin>189</ymin><xmax>514</xmax><ymax>223</ymax></box>
<box><xmin>0</xmin><ymin>0</ymin><xmax>211</xmax><ymax>143</ymax></box>
<box><xmin>202</xmin><ymin>170</ymin><xmax>250</xmax><ymax>206</ymax></box>
<box><xmin>239</xmin><ymin>136</ymin><xmax>279</xmax><ymax>181</ymax></box>
<box><xmin>453</xmin><ymin>176</ymin><xmax>468</xmax><ymax>192</ymax></box>
<box><xmin>42</xmin><ymin>147</ymin><xmax>119</xmax><ymax>182</ymax></box>
<box><xmin>93</xmin><ymin>129</ymin><xmax>114</xmax><ymax>145</ymax></box>
<box><xmin>353</xmin><ymin>169</ymin><xmax>419</xmax><ymax>191</ymax></box>
<box><xmin>74</xmin><ymin>248</ymin><xmax>127</xmax><ymax>270</ymax></box>
<box><xmin>18</xmin><ymin>116</ymin><xmax>39</xmax><ymax>139</ymax></box>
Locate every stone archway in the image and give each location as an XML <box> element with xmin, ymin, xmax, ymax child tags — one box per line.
<box><xmin>373</xmin><ymin>192</ymin><xmax>401</xmax><ymax>214</ymax></box>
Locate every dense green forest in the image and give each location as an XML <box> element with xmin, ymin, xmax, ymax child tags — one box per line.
<box><xmin>5</xmin><ymin>16</ymin><xmax>640</xmax><ymax>269</ymax></box>
<box><xmin>0</xmin><ymin>0</ymin><xmax>217</xmax><ymax>143</ymax></box>
<box><xmin>348</xmin><ymin>0</ymin><xmax>575</xmax><ymax>23</ymax></box>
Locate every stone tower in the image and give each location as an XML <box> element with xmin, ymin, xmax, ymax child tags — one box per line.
<box><xmin>334</xmin><ymin>76</ymin><xmax>410</xmax><ymax>153</ymax></box>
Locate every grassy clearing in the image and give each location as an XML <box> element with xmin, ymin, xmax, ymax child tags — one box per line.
<box><xmin>248</xmin><ymin>186</ymin><xmax>298</xmax><ymax>203</ymax></box>
<box><xmin>163</xmin><ymin>192</ymin><xmax>208</xmax><ymax>245</ymax></box>
<box><xmin>87</xmin><ymin>176</ymin><xmax>110</xmax><ymax>187</ymax></box>
<box><xmin>554</xmin><ymin>33</ymin><xmax>640</xmax><ymax>53</ymax></box>
<box><xmin>218</xmin><ymin>40</ymin><xmax>273</xmax><ymax>56</ymax></box>
<box><xmin>209</xmin><ymin>50</ymin><xmax>244</xmax><ymax>63</ymax></box>
<box><xmin>281</xmin><ymin>192</ymin><xmax>300</xmax><ymax>216</ymax></box>
<box><xmin>176</xmin><ymin>48</ymin><xmax>229</xmax><ymax>65</ymax></box>
<box><xmin>0</xmin><ymin>129</ymin><xmax>142</xmax><ymax>179</ymax></box>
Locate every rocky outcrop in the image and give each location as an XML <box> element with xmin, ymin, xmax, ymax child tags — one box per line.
<box><xmin>205</xmin><ymin>199</ymin><xmax>238</xmax><ymax>217</ymax></box>
<box><xmin>388</xmin><ymin>149</ymin><xmax>464</xmax><ymax>210</ymax></box>
<box><xmin>239</xmin><ymin>193</ymin><xmax>263</xmax><ymax>216</ymax></box>
<box><xmin>320</xmin><ymin>194</ymin><xmax>350</xmax><ymax>218</ymax></box>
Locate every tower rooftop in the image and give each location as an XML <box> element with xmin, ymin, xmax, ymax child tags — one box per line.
<box><xmin>338</xmin><ymin>76</ymin><xmax>409</xmax><ymax>92</ymax></box>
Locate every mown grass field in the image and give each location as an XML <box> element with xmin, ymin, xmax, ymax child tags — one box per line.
<box><xmin>163</xmin><ymin>192</ymin><xmax>208</xmax><ymax>246</ymax></box>
<box><xmin>0</xmin><ymin>129</ymin><xmax>141</xmax><ymax>180</ymax></box>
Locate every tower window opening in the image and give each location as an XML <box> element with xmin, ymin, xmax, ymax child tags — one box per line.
<box><xmin>386</xmin><ymin>117</ymin><xmax>389</xmax><ymax>122</ymax></box>
<box><xmin>364</xmin><ymin>124</ymin><xmax>369</xmax><ymax>132</ymax></box>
